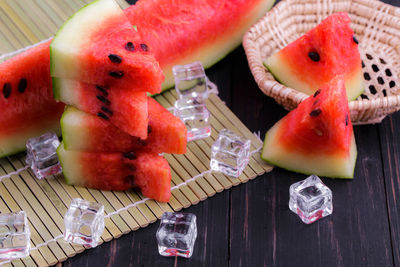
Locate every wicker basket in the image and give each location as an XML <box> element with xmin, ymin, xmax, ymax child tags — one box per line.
<box><xmin>243</xmin><ymin>0</ymin><xmax>400</xmax><ymax>125</ymax></box>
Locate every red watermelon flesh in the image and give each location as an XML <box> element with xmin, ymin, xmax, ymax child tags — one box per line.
<box><xmin>264</xmin><ymin>12</ymin><xmax>363</xmax><ymax>100</ymax></box>
<box><xmin>125</xmin><ymin>0</ymin><xmax>275</xmax><ymax>89</ymax></box>
<box><xmin>57</xmin><ymin>143</ymin><xmax>171</xmax><ymax>202</ymax></box>
<box><xmin>53</xmin><ymin>78</ymin><xmax>148</xmax><ymax>139</ymax></box>
<box><xmin>0</xmin><ymin>0</ymin><xmax>275</xmax><ymax>158</ymax></box>
<box><xmin>262</xmin><ymin>77</ymin><xmax>357</xmax><ymax>178</ymax></box>
<box><xmin>50</xmin><ymin>0</ymin><xmax>164</xmax><ymax>94</ymax></box>
<box><xmin>0</xmin><ymin>41</ymin><xmax>65</xmax><ymax>157</ymax></box>
<box><xmin>61</xmin><ymin>97</ymin><xmax>187</xmax><ymax>154</ymax></box>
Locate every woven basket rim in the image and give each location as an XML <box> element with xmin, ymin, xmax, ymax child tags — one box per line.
<box><xmin>243</xmin><ymin>0</ymin><xmax>400</xmax><ymax>124</ymax></box>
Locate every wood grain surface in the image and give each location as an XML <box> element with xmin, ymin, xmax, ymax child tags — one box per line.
<box><xmin>0</xmin><ymin>0</ymin><xmax>396</xmax><ymax>266</ymax></box>
<box><xmin>57</xmin><ymin>1</ymin><xmax>400</xmax><ymax>266</ymax></box>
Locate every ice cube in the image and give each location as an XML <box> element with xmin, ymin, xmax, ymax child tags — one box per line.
<box><xmin>173</xmin><ymin>61</ymin><xmax>208</xmax><ymax>102</ymax></box>
<box><xmin>156</xmin><ymin>212</ymin><xmax>197</xmax><ymax>258</ymax></box>
<box><xmin>64</xmin><ymin>198</ymin><xmax>104</xmax><ymax>247</ymax></box>
<box><xmin>210</xmin><ymin>129</ymin><xmax>251</xmax><ymax>177</ymax></box>
<box><xmin>0</xmin><ymin>211</ymin><xmax>30</xmax><ymax>260</ymax></box>
<box><xmin>174</xmin><ymin>98</ymin><xmax>211</xmax><ymax>142</ymax></box>
<box><xmin>25</xmin><ymin>132</ymin><xmax>61</xmax><ymax>179</ymax></box>
<box><xmin>289</xmin><ymin>175</ymin><xmax>333</xmax><ymax>224</ymax></box>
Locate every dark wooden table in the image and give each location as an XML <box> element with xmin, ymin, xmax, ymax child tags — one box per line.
<box><xmin>59</xmin><ymin>0</ymin><xmax>400</xmax><ymax>266</ymax></box>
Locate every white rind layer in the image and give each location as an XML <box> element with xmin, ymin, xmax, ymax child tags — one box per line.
<box><xmin>264</xmin><ymin>53</ymin><xmax>364</xmax><ymax>101</ymax></box>
<box><xmin>50</xmin><ymin>0</ymin><xmax>123</xmax><ymax>78</ymax></box>
<box><xmin>60</xmin><ymin>107</ymin><xmax>91</xmax><ymax>151</ymax></box>
<box><xmin>57</xmin><ymin>142</ymin><xmax>84</xmax><ymax>185</ymax></box>
<box><xmin>261</xmin><ymin>119</ymin><xmax>357</xmax><ymax>179</ymax></box>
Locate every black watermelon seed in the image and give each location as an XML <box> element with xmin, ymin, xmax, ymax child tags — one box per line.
<box><xmin>123</xmin><ymin>152</ymin><xmax>137</xmax><ymax>160</ymax></box>
<box><xmin>97</xmin><ymin>112</ymin><xmax>109</xmax><ymax>120</ymax></box>
<box><xmin>137</xmin><ymin>139</ymin><xmax>147</xmax><ymax>146</ymax></box>
<box><xmin>108</xmin><ymin>54</ymin><xmax>122</xmax><ymax>64</ymax></box>
<box><xmin>377</xmin><ymin>77</ymin><xmax>384</xmax><ymax>84</ymax></box>
<box><xmin>352</xmin><ymin>35</ymin><xmax>359</xmax><ymax>44</ymax></box>
<box><xmin>2</xmin><ymin>83</ymin><xmax>11</xmax><ymax>99</ymax></box>
<box><xmin>147</xmin><ymin>125</ymin><xmax>152</xmax><ymax>134</ymax></box>
<box><xmin>96</xmin><ymin>95</ymin><xmax>111</xmax><ymax>105</ymax></box>
<box><xmin>101</xmin><ymin>106</ymin><xmax>113</xmax><ymax>116</ymax></box>
<box><xmin>369</xmin><ymin>85</ymin><xmax>377</xmax><ymax>94</ymax></box>
<box><xmin>366</xmin><ymin>53</ymin><xmax>373</xmax><ymax>60</ymax></box>
<box><xmin>380</xmin><ymin>58</ymin><xmax>387</xmax><ymax>64</ymax></box>
<box><xmin>361</xmin><ymin>94</ymin><xmax>369</xmax><ymax>100</ymax></box>
<box><xmin>96</xmin><ymin>85</ymin><xmax>108</xmax><ymax>96</ymax></box>
<box><xmin>18</xmin><ymin>78</ymin><xmax>27</xmax><ymax>93</ymax></box>
<box><xmin>389</xmin><ymin>81</ymin><xmax>396</xmax><ymax>88</ymax></box>
<box><xmin>372</xmin><ymin>64</ymin><xmax>379</xmax><ymax>72</ymax></box>
<box><xmin>364</xmin><ymin>72</ymin><xmax>371</xmax><ymax>81</ymax></box>
<box><xmin>313</xmin><ymin>89</ymin><xmax>321</xmax><ymax>98</ymax></box>
<box><xmin>140</xmin><ymin>43</ymin><xmax>149</xmax><ymax>51</ymax></box>
<box><xmin>109</xmin><ymin>71</ymin><xmax>124</xmax><ymax>78</ymax></box>
<box><xmin>385</xmin><ymin>69</ymin><xmax>392</xmax><ymax>77</ymax></box>
<box><xmin>308</xmin><ymin>51</ymin><xmax>320</xmax><ymax>62</ymax></box>
<box><xmin>383</xmin><ymin>89</ymin><xmax>387</xmax><ymax>96</ymax></box>
<box><xmin>362</xmin><ymin>61</ymin><xmax>365</xmax><ymax>68</ymax></box>
<box><xmin>345</xmin><ymin>115</ymin><xmax>349</xmax><ymax>126</ymax></box>
<box><xmin>125</xmin><ymin>42</ymin><xmax>135</xmax><ymax>51</ymax></box>
<box><xmin>309</xmin><ymin>108</ymin><xmax>322</xmax><ymax>117</ymax></box>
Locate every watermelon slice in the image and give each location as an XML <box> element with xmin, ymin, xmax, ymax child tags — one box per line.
<box><xmin>50</xmin><ymin>0</ymin><xmax>164</xmax><ymax>95</ymax></box>
<box><xmin>61</xmin><ymin>98</ymin><xmax>187</xmax><ymax>154</ymax></box>
<box><xmin>0</xmin><ymin>41</ymin><xmax>65</xmax><ymax>157</ymax></box>
<box><xmin>261</xmin><ymin>77</ymin><xmax>357</xmax><ymax>178</ymax></box>
<box><xmin>264</xmin><ymin>12</ymin><xmax>364</xmax><ymax>101</ymax></box>
<box><xmin>57</xmin><ymin>143</ymin><xmax>171</xmax><ymax>202</ymax></box>
<box><xmin>53</xmin><ymin>78</ymin><xmax>148</xmax><ymax>139</ymax></box>
<box><xmin>126</xmin><ymin>0</ymin><xmax>276</xmax><ymax>89</ymax></box>
<box><xmin>0</xmin><ymin>0</ymin><xmax>275</xmax><ymax>158</ymax></box>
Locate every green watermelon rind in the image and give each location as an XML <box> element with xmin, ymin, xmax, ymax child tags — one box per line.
<box><xmin>261</xmin><ymin>123</ymin><xmax>357</xmax><ymax>179</ymax></box>
<box><xmin>159</xmin><ymin>0</ymin><xmax>276</xmax><ymax>92</ymax></box>
<box><xmin>49</xmin><ymin>0</ymin><xmax>97</xmax><ymax>78</ymax></box>
<box><xmin>56</xmin><ymin>143</ymin><xmax>71</xmax><ymax>184</ymax></box>
<box><xmin>52</xmin><ymin>77</ymin><xmax>61</xmax><ymax>101</ymax></box>
<box><xmin>263</xmin><ymin>60</ymin><xmax>365</xmax><ymax>102</ymax></box>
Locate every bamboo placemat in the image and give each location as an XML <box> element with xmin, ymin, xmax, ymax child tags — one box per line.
<box><xmin>0</xmin><ymin>0</ymin><xmax>273</xmax><ymax>266</ymax></box>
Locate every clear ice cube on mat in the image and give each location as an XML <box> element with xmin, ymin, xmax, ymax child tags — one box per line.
<box><xmin>210</xmin><ymin>129</ymin><xmax>251</xmax><ymax>177</ymax></box>
<box><xmin>174</xmin><ymin>98</ymin><xmax>211</xmax><ymax>142</ymax></box>
<box><xmin>25</xmin><ymin>132</ymin><xmax>61</xmax><ymax>179</ymax></box>
<box><xmin>64</xmin><ymin>198</ymin><xmax>104</xmax><ymax>247</ymax></box>
<box><xmin>173</xmin><ymin>61</ymin><xmax>208</xmax><ymax>102</ymax></box>
<box><xmin>0</xmin><ymin>211</ymin><xmax>30</xmax><ymax>260</ymax></box>
<box><xmin>289</xmin><ymin>175</ymin><xmax>333</xmax><ymax>224</ymax></box>
<box><xmin>156</xmin><ymin>212</ymin><xmax>197</xmax><ymax>258</ymax></box>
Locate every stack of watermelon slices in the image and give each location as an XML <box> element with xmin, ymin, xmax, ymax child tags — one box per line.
<box><xmin>51</xmin><ymin>0</ymin><xmax>187</xmax><ymax>202</ymax></box>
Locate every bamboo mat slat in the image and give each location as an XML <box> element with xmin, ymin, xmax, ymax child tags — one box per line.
<box><xmin>0</xmin><ymin>0</ymin><xmax>273</xmax><ymax>266</ymax></box>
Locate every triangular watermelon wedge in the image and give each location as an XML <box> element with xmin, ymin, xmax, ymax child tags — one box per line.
<box><xmin>57</xmin><ymin>143</ymin><xmax>171</xmax><ymax>202</ymax></box>
<box><xmin>60</xmin><ymin>98</ymin><xmax>187</xmax><ymax>154</ymax></box>
<box><xmin>261</xmin><ymin>77</ymin><xmax>357</xmax><ymax>178</ymax></box>
<box><xmin>264</xmin><ymin>12</ymin><xmax>363</xmax><ymax>101</ymax></box>
<box><xmin>53</xmin><ymin>77</ymin><xmax>149</xmax><ymax>139</ymax></box>
<box><xmin>50</xmin><ymin>0</ymin><xmax>164</xmax><ymax>94</ymax></box>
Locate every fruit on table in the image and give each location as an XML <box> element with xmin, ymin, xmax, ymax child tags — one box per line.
<box><xmin>264</xmin><ymin>12</ymin><xmax>364</xmax><ymax>101</ymax></box>
<box><xmin>61</xmin><ymin>98</ymin><xmax>187</xmax><ymax>154</ymax></box>
<box><xmin>50</xmin><ymin>0</ymin><xmax>164</xmax><ymax>94</ymax></box>
<box><xmin>0</xmin><ymin>0</ymin><xmax>276</xmax><ymax>158</ymax></box>
<box><xmin>0</xmin><ymin>41</ymin><xmax>65</xmax><ymax>158</ymax></box>
<box><xmin>126</xmin><ymin>0</ymin><xmax>277</xmax><ymax>89</ymax></box>
<box><xmin>53</xmin><ymin>78</ymin><xmax>149</xmax><ymax>139</ymax></box>
<box><xmin>57</xmin><ymin>143</ymin><xmax>171</xmax><ymax>202</ymax></box>
<box><xmin>262</xmin><ymin>77</ymin><xmax>357</xmax><ymax>178</ymax></box>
